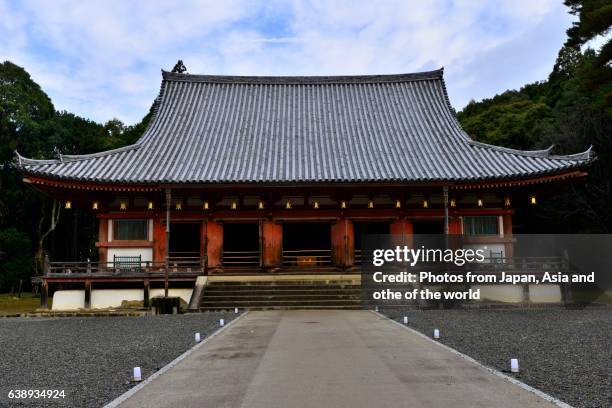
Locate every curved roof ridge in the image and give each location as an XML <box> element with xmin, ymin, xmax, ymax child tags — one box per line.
<box><xmin>549</xmin><ymin>145</ymin><xmax>594</xmax><ymax>161</ymax></box>
<box><xmin>466</xmin><ymin>140</ymin><xmax>556</xmax><ymax>158</ymax></box>
<box><xmin>13</xmin><ymin>143</ymin><xmax>141</xmax><ymax>166</ymax></box>
<box><xmin>161</xmin><ymin>68</ymin><xmax>445</xmax><ymax>85</ymax></box>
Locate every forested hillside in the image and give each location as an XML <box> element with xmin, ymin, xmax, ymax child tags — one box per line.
<box><xmin>457</xmin><ymin>0</ymin><xmax>611</xmax><ymax>234</ymax></box>
<box><xmin>0</xmin><ymin>61</ymin><xmax>152</xmax><ymax>292</ymax></box>
<box><xmin>0</xmin><ymin>0</ymin><xmax>609</xmax><ymax>293</ymax></box>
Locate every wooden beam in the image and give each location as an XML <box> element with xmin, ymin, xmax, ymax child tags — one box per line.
<box><xmin>40</xmin><ymin>280</ymin><xmax>49</xmax><ymax>309</ymax></box>
<box><xmin>206</xmin><ymin>221</ymin><xmax>223</xmax><ymax>268</ymax></box>
<box><xmin>331</xmin><ymin>219</ymin><xmax>354</xmax><ymax>267</ymax></box>
<box><xmin>262</xmin><ymin>221</ymin><xmax>282</xmax><ymax>269</ymax></box>
<box><xmin>390</xmin><ymin>218</ymin><xmax>414</xmax><ymax>248</ymax></box>
<box><xmin>143</xmin><ymin>279</ymin><xmax>150</xmax><ymax>308</ymax></box>
<box><xmin>152</xmin><ymin>219</ymin><xmax>167</xmax><ymax>262</ymax></box>
<box><xmin>84</xmin><ymin>280</ymin><xmax>92</xmax><ymax>309</ymax></box>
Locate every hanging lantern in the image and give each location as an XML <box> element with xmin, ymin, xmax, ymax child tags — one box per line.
<box><xmin>147</xmin><ymin>201</ymin><xmax>154</xmax><ymax>210</ymax></box>
<box><xmin>203</xmin><ymin>201</ymin><xmax>209</xmax><ymax>210</ymax></box>
<box><xmin>64</xmin><ymin>200</ymin><xmax>72</xmax><ymax>210</ymax></box>
<box><xmin>422</xmin><ymin>199</ymin><xmax>429</xmax><ymax>209</ymax></box>
<box><xmin>286</xmin><ymin>200</ymin><xmax>292</xmax><ymax>209</ymax></box>
<box><xmin>340</xmin><ymin>200</ymin><xmax>347</xmax><ymax>209</ymax></box>
<box><xmin>313</xmin><ymin>200</ymin><xmax>319</xmax><ymax>209</ymax></box>
<box><xmin>450</xmin><ymin>198</ymin><xmax>457</xmax><ymax>208</ymax></box>
<box><xmin>395</xmin><ymin>199</ymin><xmax>401</xmax><ymax>209</ymax></box>
<box><xmin>477</xmin><ymin>198</ymin><xmax>484</xmax><ymax>207</ymax></box>
<box><xmin>258</xmin><ymin>201</ymin><xmax>265</xmax><ymax>210</ymax></box>
<box><xmin>230</xmin><ymin>201</ymin><xmax>237</xmax><ymax>210</ymax></box>
<box><xmin>119</xmin><ymin>201</ymin><xmax>127</xmax><ymax>211</ymax></box>
<box><xmin>92</xmin><ymin>201</ymin><xmax>99</xmax><ymax>210</ymax></box>
<box><xmin>504</xmin><ymin>196</ymin><xmax>511</xmax><ymax>207</ymax></box>
<box><xmin>529</xmin><ymin>194</ymin><xmax>537</xmax><ymax>206</ymax></box>
<box><xmin>175</xmin><ymin>201</ymin><xmax>183</xmax><ymax>210</ymax></box>
<box><xmin>368</xmin><ymin>200</ymin><xmax>374</xmax><ymax>209</ymax></box>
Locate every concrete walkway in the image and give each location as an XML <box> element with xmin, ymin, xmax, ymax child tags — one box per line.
<box><xmin>117</xmin><ymin>310</ymin><xmax>556</xmax><ymax>408</ymax></box>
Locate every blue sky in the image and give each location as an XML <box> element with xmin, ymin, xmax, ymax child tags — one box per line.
<box><xmin>0</xmin><ymin>0</ymin><xmax>575</xmax><ymax>125</ymax></box>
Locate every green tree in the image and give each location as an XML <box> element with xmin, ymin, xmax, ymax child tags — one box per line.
<box><xmin>0</xmin><ymin>228</ymin><xmax>31</xmax><ymax>293</ymax></box>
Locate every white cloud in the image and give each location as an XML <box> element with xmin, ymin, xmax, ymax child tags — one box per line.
<box><xmin>0</xmin><ymin>0</ymin><xmax>575</xmax><ymax>124</ymax></box>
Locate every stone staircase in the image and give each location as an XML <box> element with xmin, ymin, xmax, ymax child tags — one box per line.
<box><xmin>199</xmin><ymin>277</ymin><xmax>362</xmax><ymax>310</ymax></box>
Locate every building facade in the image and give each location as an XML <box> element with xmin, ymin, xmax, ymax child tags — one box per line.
<box><xmin>15</xmin><ymin>68</ymin><xmax>592</xmax><ymax>309</ymax></box>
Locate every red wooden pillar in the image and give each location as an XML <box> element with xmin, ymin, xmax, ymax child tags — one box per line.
<box><xmin>152</xmin><ymin>218</ymin><xmax>167</xmax><ymax>263</ymax></box>
<box><xmin>331</xmin><ymin>219</ymin><xmax>354</xmax><ymax>268</ymax></box>
<box><xmin>390</xmin><ymin>218</ymin><xmax>413</xmax><ymax>248</ymax></box>
<box><xmin>200</xmin><ymin>221</ymin><xmax>207</xmax><ymax>266</ymax></box>
<box><xmin>447</xmin><ymin>217</ymin><xmax>463</xmax><ymax>249</ymax></box>
<box><xmin>262</xmin><ymin>221</ymin><xmax>282</xmax><ymax>269</ymax></box>
<box><xmin>503</xmin><ymin>214</ymin><xmax>514</xmax><ymax>257</ymax></box>
<box><xmin>98</xmin><ymin>219</ymin><xmax>108</xmax><ymax>262</ymax></box>
<box><xmin>206</xmin><ymin>221</ymin><xmax>223</xmax><ymax>269</ymax></box>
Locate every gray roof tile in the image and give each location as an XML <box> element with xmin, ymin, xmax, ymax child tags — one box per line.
<box><xmin>15</xmin><ymin>69</ymin><xmax>593</xmax><ymax>184</ymax></box>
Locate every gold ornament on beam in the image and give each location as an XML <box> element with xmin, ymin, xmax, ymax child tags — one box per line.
<box><xmin>64</xmin><ymin>200</ymin><xmax>72</xmax><ymax>210</ymax></box>
<box><xmin>92</xmin><ymin>201</ymin><xmax>99</xmax><ymax>210</ymax></box>
<box><xmin>340</xmin><ymin>200</ymin><xmax>347</xmax><ymax>209</ymax></box>
<box><xmin>395</xmin><ymin>199</ymin><xmax>402</xmax><ymax>209</ymax></box>
<box><xmin>313</xmin><ymin>200</ymin><xmax>319</xmax><ymax>209</ymax></box>
<box><xmin>422</xmin><ymin>199</ymin><xmax>429</xmax><ymax>209</ymax></box>
<box><xmin>368</xmin><ymin>200</ymin><xmax>374</xmax><ymax>209</ymax></box>
<box><xmin>175</xmin><ymin>202</ymin><xmax>183</xmax><ymax>210</ymax></box>
<box><xmin>119</xmin><ymin>201</ymin><xmax>127</xmax><ymax>210</ymax></box>
<box><xmin>503</xmin><ymin>196</ymin><xmax>511</xmax><ymax>207</ymax></box>
<box><xmin>203</xmin><ymin>201</ymin><xmax>209</xmax><ymax>210</ymax></box>
<box><xmin>258</xmin><ymin>201</ymin><xmax>265</xmax><ymax>210</ymax></box>
<box><xmin>450</xmin><ymin>198</ymin><xmax>457</xmax><ymax>208</ymax></box>
<box><xmin>230</xmin><ymin>201</ymin><xmax>237</xmax><ymax>210</ymax></box>
<box><xmin>477</xmin><ymin>198</ymin><xmax>484</xmax><ymax>207</ymax></box>
<box><xmin>286</xmin><ymin>200</ymin><xmax>292</xmax><ymax>210</ymax></box>
<box><xmin>147</xmin><ymin>201</ymin><xmax>154</xmax><ymax>210</ymax></box>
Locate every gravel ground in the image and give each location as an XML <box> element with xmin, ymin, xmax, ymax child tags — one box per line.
<box><xmin>382</xmin><ymin>307</ymin><xmax>611</xmax><ymax>408</ymax></box>
<box><xmin>0</xmin><ymin>312</ymin><xmax>238</xmax><ymax>407</ymax></box>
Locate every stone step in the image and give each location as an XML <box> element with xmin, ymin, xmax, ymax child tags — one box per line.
<box><xmin>200</xmin><ymin>305</ymin><xmax>362</xmax><ymax>311</ymax></box>
<box><xmin>205</xmin><ymin>285</ymin><xmax>361</xmax><ymax>292</ymax></box>
<box><xmin>204</xmin><ymin>288</ymin><xmax>361</xmax><ymax>295</ymax></box>
<box><xmin>199</xmin><ymin>279</ymin><xmax>363</xmax><ymax>310</ymax></box>
<box><xmin>203</xmin><ymin>294</ymin><xmax>361</xmax><ymax>302</ymax></box>
<box><xmin>200</xmin><ymin>299</ymin><xmax>362</xmax><ymax>308</ymax></box>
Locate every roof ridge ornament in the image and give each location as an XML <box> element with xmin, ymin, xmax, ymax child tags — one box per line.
<box><xmin>171</xmin><ymin>60</ymin><xmax>187</xmax><ymax>74</ymax></box>
<box><xmin>53</xmin><ymin>146</ymin><xmax>63</xmax><ymax>162</ymax></box>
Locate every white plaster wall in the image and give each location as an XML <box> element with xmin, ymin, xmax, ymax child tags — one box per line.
<box><xmin>52</xmin><ymin>290</ymin><xmax>85</xmax><ymax>310</ymax></box>
<box><xmin>51</xmin><ymin>288</ymin><xmax>194</xmax><ymax>310</ymax></box>
<box><xmin>473</xmin><ymin>284</ymin><xmax>524</xmax><ymax>303</ymax></box>
<box><xmin>106</xmin><ymin>248</ymin><xmax>153</xmax><ymax>263</ymax></box>
<box><xmin>150</xmin><ymin>289</ymin><xmax>193</xmax><ymax>304</ymax></box>
<box><xmin>90</xmin><ymin>289</ymin><xmax>144</xmax><ymax>309</ymax></box>
<box><xmin>529</xmin><ymin>284</ymin><xmax>562</xmax><ymax>303</ymax></box>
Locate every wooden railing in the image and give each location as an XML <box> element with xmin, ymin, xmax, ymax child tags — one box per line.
<box><xmin>222</xmin><ymin>251</ymin><xmax>260</xmax><ymax>267</ymax></box>
<box><xmin>45</xmin><ymin>260</ymin><xmax>205</xmax><ymax>276</ymax></box>
<box><xmin>282</xmin><ymin>249</ymin><xmax>332</xmax><ymax>267</ymax></box>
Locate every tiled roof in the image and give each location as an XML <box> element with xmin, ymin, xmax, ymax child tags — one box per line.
<box><xmin>15</xmin><ymin>69</ymin><xmax>593</xmax><ymax>184</ymax></box>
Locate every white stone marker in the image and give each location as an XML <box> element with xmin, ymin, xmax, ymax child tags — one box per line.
<box><xmin>220</xmin><ymin>318</ymin><xmax>225</xmax><ymax>327</ymax></box>
<box><xmin>374</xmin><ymin>306</ymin><xmax>379</xmax><ymax>312</ymax></box>
<box><xmin>195</xmin><ymin>332</ymin><xmax>201</xmax><ymax>342</ymax></box>
<box><xmin>403</xmin><ymin>316</ymin><xmax>408</xmax><ymax>324</ymax></box>
<box><xmin>133</xmin><ymin>367</ymin><xmax>142</xmax><ymax>382</ymax></box>
<box><xmin>510</xmin><ymin>358</ymin><xmax>519</xmax><ymax>373</ymax></box>
<box><xmin>234</xmin><ymin>307</ymin><xmax>239</xmax><ymax>314</ymax></box>
<box><xmin>433</xmin><ymin>329</ymin><xmax>440</xmax><ymax>339</ymax></box>
<box><xmin>172</xmin><ymin>306</ymin><xmax>178</xmax><ymax>315</ymax></box>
